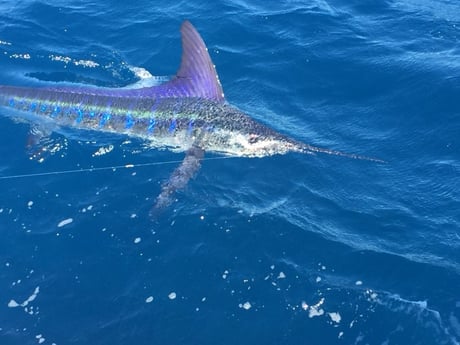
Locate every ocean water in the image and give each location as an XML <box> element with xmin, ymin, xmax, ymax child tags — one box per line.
<box><xmin>0</xmin><ymin>1</ymin><xmax>459</xmax><ymax>344</ymax></box>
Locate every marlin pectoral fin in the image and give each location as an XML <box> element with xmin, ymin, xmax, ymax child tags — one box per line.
<box><xmin>150</xmin><ymin>146</ymin><xmax>205</xmax><ymax>218</ymax></box>
<box><xmin>26</xmin><ymin>125</ymin><xmax>56</xmax><ymax>162</ymax></box>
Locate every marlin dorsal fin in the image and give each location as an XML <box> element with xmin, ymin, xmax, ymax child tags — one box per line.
<box><xmin>165</xmin><ymin>21</ymin><xmax>225</xmax><ymax>102</ymax></box>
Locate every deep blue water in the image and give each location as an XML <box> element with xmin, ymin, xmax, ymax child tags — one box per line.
<box><xmin>0</xmin><ymin>1</ymin><xmax>459</xmax><ymax>344</ymax></box>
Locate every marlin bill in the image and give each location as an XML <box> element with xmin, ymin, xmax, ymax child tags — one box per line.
<box><xmin>0</xmin><ymin>21</ymin><xmax>383</xmax><ymax>216</ymax></box>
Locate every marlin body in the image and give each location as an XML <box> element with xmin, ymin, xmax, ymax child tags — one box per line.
<box><xmin>0</xmin><ymin>21</ymin><xmax>379</xmax><ymax>216</ymax></box>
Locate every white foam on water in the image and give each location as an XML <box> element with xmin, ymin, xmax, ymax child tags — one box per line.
<box><xmin>328</xmin><ymin>312</ymin><xmax>342</xmax><ymax>323</ymax></box>
<box><xmin>145</xmin><ymin>296</ymin><xmax>154</xmax><ymax>303</ymax></box>
<box><xmin>49</xmin><ymin>55</ymin><xmax>71</xmax><ymax>64</ymax></box>
<box><xmin>8</xmin><ymin>286</ymin><xmax>40</xmax><ymax>309</ymax></box>
<box><xmin>73</xmin><ymin>59</ymin><xmax>99</xmax><ymax>68</ymax></box>
<box><xmin>10</xmin><ymin>53</ymin><xmax>31</xmax><ymax>60</ymax></box>
<box><xmin>240</xmin><ymin>302</ymin><xmax>251</xmax><ymax>310</ymax></box>
<box><xmin>129</xmin><ymin>66</ymin><xmax>154</xmax><ymax>79</ymax></box>
<box><xmin>92</xmin><ymin>145</ymin><xmax>114</xmax><ymax>157</ymax></box>
<box><xmin>308</xmin><ymin>307</ymin><xmax>324</xmax><ymax>318</ymax></box>
<box><xmin>49</xmin><ymin>54</ymin><xmax>99</xmax><ymax>68</ymax></box>
<box><xmin>168</xmin><ymin>292</ymin><xmax>176</xmax><ymax>300</ymax></box>
<box><xmin>307</xmin><ymin>298</ymin><xmax>325</xmax><ymax>318</ymax></box>
<box><xmin>57</xmin><ymin>218</ymin><xmax>73</xmax><ymax>228</ymax></box>
<box><xmin>8</xmin><ymin>300</ymin><xmax>19</xmax><ymax>307</ymax></box>
<box><xmin>23</xmin><ymin>286</ymin><xmax>40</xmax><ymax>306</ymax></box>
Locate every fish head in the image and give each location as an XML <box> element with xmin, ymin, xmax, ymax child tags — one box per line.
<box><xmin>225</xmin><ymin>128</ymin><xmax>304</xmax><ymax>157</ymax></box>
<box><xmin>204</xmin><ymin>106</ymin><xmax>304</xmax><ymax>157</ymax></box>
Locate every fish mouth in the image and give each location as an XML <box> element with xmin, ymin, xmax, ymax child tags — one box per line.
<box><xmin>239</xmin><ymin>137</ymin><xmax>305</xmax><ymax>157</ymax></box>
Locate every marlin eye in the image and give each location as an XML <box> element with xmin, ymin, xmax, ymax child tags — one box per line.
<box><xmin>248</xmin><ymin>134</ymin><xmax>259</xmax><ymax>144</ymax></box>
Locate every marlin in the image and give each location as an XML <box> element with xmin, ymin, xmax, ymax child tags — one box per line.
<box><xmin>0</xmin><ymin>21</ymin><xmax>381</xmax><ymax>216</ymax></box>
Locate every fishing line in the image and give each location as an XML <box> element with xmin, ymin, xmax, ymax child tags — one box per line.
<box><xmin>0</xmin><ymin>156</ymin><xmax>239</xmax><ymax>180</ymax></box>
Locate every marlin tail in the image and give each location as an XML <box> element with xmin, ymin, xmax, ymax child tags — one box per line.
<box><xmin>0</xmin><ymin>21</ymin><xmax>381</xmax><ymax>216</ymax></box>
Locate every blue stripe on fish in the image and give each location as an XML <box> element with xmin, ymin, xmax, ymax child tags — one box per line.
<box><xmin>75</xmin><ymin>108</ymin><xmax>84</xmax><ymax>124</ymax></box>
<box><xmin>8</xmin><ymin>98</ymin><xmax>15</xmax><ymax>107</ymax></box>
<box><xmin>125</xmin><ymin>113</ymin><xmax>134</xmax><ymax>129</ymax></box>
<box><xmin>52</xmin><ymin>105</ymin><xmax>60</xmax><ymax>117</ymax></box>
<box><xmin>148</xmin><ymin>118</ymin><xmax>155</xmax><ymax>133</ymax></box>
<box><xmin>40</xmin><ymin>104</ymin><xmax>47</xmax><ymax>112</ymax></box>
<box><xmin>168</xmin><ymin>118</ymin><xmax>177</xmax><ymax>133</ymax></box>
<box><xmin>99</xmin><ymin>113</ymin><xmax>111</xmax><ymax>127</ymax></box>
